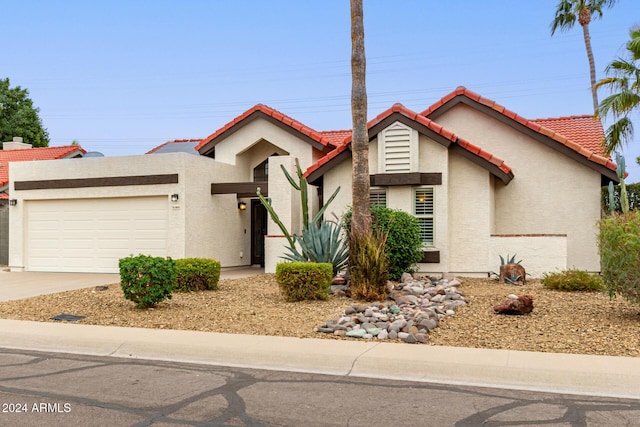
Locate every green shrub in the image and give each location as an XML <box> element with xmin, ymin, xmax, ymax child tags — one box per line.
<box><xmin>348</xmin><ymin>228</ymin><xmax>389</xmax><ymax>302</ymax></box>
<box><xmin>275</xmin><ymin>262</ymin><xmax>333</xmax><ymax>302</ymax></box>
<box><xmin>174</xmin><ymin>258</ymin><xmax>221</xmax><ymax>292</ymax></box>
<box><xmin>598</xmin><ymin>211</ymin><xmax>640</xmax><ymax>304</ymax></box>
<box><xmin>344</xmin><ymin>206</ymin><xmax>422</xmax><ymax>281</ymax></box>
<box><xmin>541</xmin><ymin>269</ymin><xmax>604</xmax><ymax>292</ymax></box>
<box><xmin>119</xmin><ymin>255</ymin><xmax>176</xmax><ymax>308</ymax></box>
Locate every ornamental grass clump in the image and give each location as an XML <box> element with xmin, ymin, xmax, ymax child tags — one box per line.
<box><xmin>174</xmin><ymin>258</ymin><xmax>221</xmax><ymax>292</ymax></box>
<box><xmin>343</xmin><ymin>206</ymin><xmax>422</xmax><ymax>281</ymax></box>
<box><xmin>348</xmin><ymin>228</ymin><xmax>389</xmax><ymax>302</ymax></box>
<box><xmin>118</xmin><ymin>255</ymin><xmax>176</xmax><ymax>308</ymax></box>
<box><xmin>275</xmin><ymin>262</ymin><xmax>333</xmax><ymax>302</ymax></box>
<box><xmin>541</xmin><ymin>269</ymin><xmax>604</xmax><ymax>292</ymax></box>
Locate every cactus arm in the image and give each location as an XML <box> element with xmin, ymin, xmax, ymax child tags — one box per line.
<box><xmin>311</xmin><ymin>186</ymin><xmax>341</xmax><ymax>224</ymax></box>
<box><xmin>615</xmin><ymin>153</ymin><xmax>630</xmax><ymax>214</ymax></box>
<box><xmin>280</xmin><ymin>164</ymin><xmax>301</xmax><ymax>191</ymax></box>
<box><xmin>256</xmin><ymin>187</ymin><xmax>295</xmax><ymax>247</ymax></box>
<box><xmin>295</xmin><ymin>159</ymin><xmax>310</xmax><ymax>228</ymax></box>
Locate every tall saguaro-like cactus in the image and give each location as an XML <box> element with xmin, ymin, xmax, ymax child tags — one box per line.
<box><xmin>616</xmin><ymin>153</ymin><xmax>629</xmax><ymax>214</ymax></box>
<box><xmin>257</xmin><ymin>158</ymin><xmax>348</xmax><ymax>275</ymax></box>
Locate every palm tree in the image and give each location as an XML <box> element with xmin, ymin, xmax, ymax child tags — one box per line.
<box><xmin>350</xmin><ymin>0</ymin><xmax>371</xmax><ymax>238</ymax></box>
<box><xmin>551</xmin><ymin>0</ymin><xmax>618</xmax><ymax>113</ymax></box>
<box><xmin>595</xmin><ymin>27</ymin><xmax>640</xmax><ymax>155</ymax></box>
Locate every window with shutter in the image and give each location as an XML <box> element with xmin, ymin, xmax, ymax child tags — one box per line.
<box><xmin>414</xmin><ymin>188</ymin><xmax>434</xmax><ymax>246</ymax></box>
<box><xmin>369</xmin><ymin>189</ymin><xmax>387</xmax><ymax>207</ymax></box>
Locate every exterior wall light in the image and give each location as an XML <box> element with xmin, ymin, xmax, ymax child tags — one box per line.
<box><xmin>238</xmin><ymin>201</ymin><xmax>247</xmax><ymax>211</ymax></box>
<box><xmin>170</xmin><ymin>194</ymin><xmax>179</xmax><ymax>202</ymax></box>
<box><xmin>9</xmin><ymin>199</ymin><xmax>17</xmax><ymax>206</ymax></box>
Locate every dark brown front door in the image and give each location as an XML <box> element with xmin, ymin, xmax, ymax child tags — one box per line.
<box><xmin>251</xmin><ymin>200</ymin><xmax>267</xmax><ymax>266</ymax></box>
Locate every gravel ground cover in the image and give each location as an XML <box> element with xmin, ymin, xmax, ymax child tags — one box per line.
<box><xmin>0</xmin><ymin>274</ymin><xmax>638</xmax><ymax>357</ymax></box>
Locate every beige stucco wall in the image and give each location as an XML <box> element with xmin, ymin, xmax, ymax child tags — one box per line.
<box><xmin>214</xmin><ymin>120</ymin><xmax>317</xmax><ymax>172</ymax></box>
<box><xmin>446</xmin><ymin>151</ymin><xmax>492</xmax><ymax>273</ymax></box>
<box><xmin>434</xmin><ymin>104</ymin><xmax>601</xmax><ymax>272</ymax></box>
<box><xmin>490</xmin><ymin>235</ymin><xmax>567</xmax><ymax>278</ymax></box>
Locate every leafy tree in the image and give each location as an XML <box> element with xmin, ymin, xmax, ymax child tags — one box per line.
<box><xmin>550</xmin><ymin>0</ymin><xmax>618</xmax><ymax>112</ymax></box>
<box><xmin>595</xmin><ymin>27</ymin><xmax>640</xmax><ymax>156</ymax></box>
<box><xmin>0</xmin><ymin>77</ymin><xmax>49</xmax><ymax>148</ymax></box>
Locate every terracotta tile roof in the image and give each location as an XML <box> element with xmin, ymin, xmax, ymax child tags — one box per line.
<box><xmin>319</xmin><ymin>130</ymin><xmax>351</xmax><ymax>146</ymax></box>
<box><xmin>146</xmin><ymin>139</ymin><xmax>202</xmax><ymax>154</ymax></box>
<box><xmin>421</xmin><ymin>86</ymin><xmax>617</xmax><ymax>174</ymax></box>
<box><xmin>531</xmin><ymin>115</ymin><xmax>605</xmax><ymax>156</ymax></box>
<box><xmin>304</xmin><ymin>103</ymin><xmax>513</xmax><ymax>182</ymax></box>
<box><xmin>0</xmin><ymin>145</ymin><xmax>86</xmax><ymax>188</ymax></box>
<box><xmin>196</xmin><ymin>104</ymin><xmax>335</xmax><ymax>154</ymax></box>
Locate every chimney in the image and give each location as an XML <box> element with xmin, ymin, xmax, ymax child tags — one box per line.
<box><xmin>2</xmin><ymin>137</ymin><xmax>32</xmax><ymax>150</ymax></box>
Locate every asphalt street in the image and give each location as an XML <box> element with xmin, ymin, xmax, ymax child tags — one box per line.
<box><xmin>0</xmin><ymin>347</ymin><xmax>639</xmax><ymax>427</ymax></box>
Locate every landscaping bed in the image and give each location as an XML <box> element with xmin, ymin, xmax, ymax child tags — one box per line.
<box><xmin>0</xmin><ymin>274</ymin><xmax>638</xmax><ymax>357</ymax></box>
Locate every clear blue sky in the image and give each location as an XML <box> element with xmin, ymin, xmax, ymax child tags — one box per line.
<box><xmin>3</xmin><ymin>1</ymin><xmax>639</xmax><ymax>181</ymax></box>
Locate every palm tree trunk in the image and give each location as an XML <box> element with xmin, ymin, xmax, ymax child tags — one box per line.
<box><xmin>350</xmin><ymin>0</ymin><xmax>371</xmax><ymax>238</ymax></box>
<box><xmin>580</xmin><ymin>17</ymin><xmax>599</xmax><ymax>113</ymax></box>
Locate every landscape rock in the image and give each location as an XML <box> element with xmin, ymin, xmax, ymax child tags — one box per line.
<box><xmin>317</xmin><ymin>275</ymin><xmax>468</xmax><ymax>344</ymax></box>
<box><xmin>493</xmin><ymin>294</ymin><xmax>534</xmax><ymax>315</ymax></box>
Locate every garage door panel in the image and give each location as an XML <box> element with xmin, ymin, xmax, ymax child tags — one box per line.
<box><xmin>27</xmin><ymin>197</ymin><xmax>169</xmax><ymax>273</ymax></box>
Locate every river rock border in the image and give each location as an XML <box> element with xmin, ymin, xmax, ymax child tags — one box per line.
<box><xmin>316</xmin><ymin>274</ymin><xmax>467</xmax><ymax>344</ymax></box>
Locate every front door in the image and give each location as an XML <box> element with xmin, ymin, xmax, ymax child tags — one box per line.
<box><xmin>251</xmin><ymin>200</ymin><xmax>268</xmax><ymax>266</ymax></box>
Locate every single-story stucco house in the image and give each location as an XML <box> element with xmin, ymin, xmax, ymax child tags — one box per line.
<box><xmin>8</xmin><ymin>87</ymin><xmax>619</xmax><ymax>276</ymax></box>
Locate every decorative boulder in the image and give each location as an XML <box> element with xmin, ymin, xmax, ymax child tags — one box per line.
<box><xmin>493</xmin><ymin>294</ymin><xmax>534</xmax><ymax>315</ymax></box>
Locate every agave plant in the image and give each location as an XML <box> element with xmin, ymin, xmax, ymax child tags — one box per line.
<box><xmin>282</xmin><ymin>220</ymin><xmax>349</xmax><ymax>276</ymax></box>
<box><xmin>499</xmin><ymin>253</ymin><xmax>523</xmax><ymax>265</ymax></box>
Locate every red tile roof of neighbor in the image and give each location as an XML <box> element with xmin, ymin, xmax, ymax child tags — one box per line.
<box><xmin>146</xmin><ymin>139</ymin><xmax>202</xmax><ymax>154</ymax></box>
<box><xmin>421</xmin><ymin>86</ymin><xmax>617</xmax><ymax>172</ymax></box>
<box><xmin>304</xmin><ymin>103</ymin><xmax>513</xmax><ymax>180</ymax></box>
<box><xmin>196</xmin><ymin>104</ymin><xmax>337</xmax><ymax>153</ymax></box>
<box><xmin>0</xmin><ymin>146</ymin><xmax>86</xmax><ymax>190</ymax></box>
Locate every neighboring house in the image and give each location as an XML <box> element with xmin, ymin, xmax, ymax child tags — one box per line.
<box><xmin>0</xmin><ymin>137</ymin><xmax>85</xmax><ymax>265</ymax></box>
<box><xmin>7</xmin><ymin>88</ymin><xmax>619</xmax><ymax>276</ymax></box>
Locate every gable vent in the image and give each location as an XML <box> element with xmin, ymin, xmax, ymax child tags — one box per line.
<box><xmin>379</xmin><ymin>122</ymin><xmax>417</xmax><ymax>173</ymax></box>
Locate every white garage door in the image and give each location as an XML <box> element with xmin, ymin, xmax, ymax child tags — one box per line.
<box><xmin>27</xmin><ymin>197</ymin><xmax>169</xmax><ymax>273</ymax></box>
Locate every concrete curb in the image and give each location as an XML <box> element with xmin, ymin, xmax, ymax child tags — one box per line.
<box><xmin>0</xmin><ymin>319</ymin><xmax>638</xmax><ymax>399</ymax></box>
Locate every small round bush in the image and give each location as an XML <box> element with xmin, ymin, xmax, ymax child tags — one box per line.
<box><xmin>541</xmin><ymin>269</ymin><xmax>604</xmax><ymax>292</ymax></box>
<box><xmin>118</xmin><ymin>255</ymin><xmax>176</xmax><ymax>308</ymax></box>
<box><xmin>275</xmin><ymin>262</ymin><xmax>332</xmax><ymax>301</ymax></box>
<box><xmin>174</xmin><ymin>258</ymin><xmax>221</xmax><ymax>292</ymax></box>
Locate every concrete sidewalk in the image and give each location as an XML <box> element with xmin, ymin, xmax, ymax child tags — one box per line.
<box><xmin>0</xmin><ymin>318</ymin><xmax>638</xmax><ymax>399</ymax></box>
<box><xmin>0</xmin><ymin>267</ymin><xmax>638</xmax><ymax>400</ymax></box>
